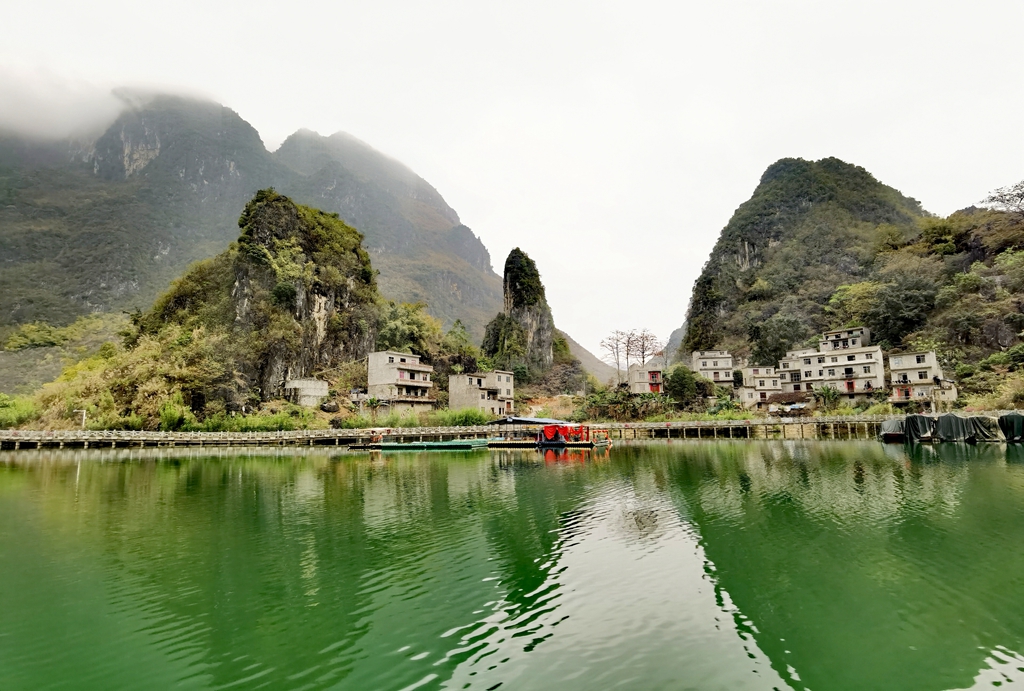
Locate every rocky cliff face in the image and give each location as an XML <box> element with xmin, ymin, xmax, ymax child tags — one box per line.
<box><xmin>136</xmin><ymin>190</ymin><xmax>380</xmax><ymax>406</ymax></box>
<box><xmin>482</xmin><ymin>248</ymin><xmax>554</xmax><ymax>377</ymax></box>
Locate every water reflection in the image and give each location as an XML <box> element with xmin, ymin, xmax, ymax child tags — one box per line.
<box><xmin>1</xmin><ymin>442</ymin><xmax>1024</xmax><ymax>690</ymax></box>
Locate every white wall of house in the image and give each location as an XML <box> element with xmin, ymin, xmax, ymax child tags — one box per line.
<box><xmin>365</xmin><ymin>351</ymin><xmax>435</xmax><ymax>407</ymax></box>
<box><xmin>628</xmin><ymin>356</ymin><xmax>666</xmax><ymax>394</ymax></box>
<box><xmin>887</xmin><ymin>351</ymin><xmax>957</xmax><ymax>409</ymax></box>
<box><xmin>690</xmin><ymin>350</ymin><xmax>735</xmax><ymax>387</ymax></box>
<box><xmin>449</xmin><ymin>371</ymin><xmax>515</xmax><ymax>415</ymax></box>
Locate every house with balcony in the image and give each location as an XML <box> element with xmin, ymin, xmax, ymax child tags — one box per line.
<box><xmin>887</xmin><ymin>351</ymin><xmax>957</xmax><ymax>411</ymax></box>
<box><xmin>818</xmin><ymin>327</ymin><xmax>872</xmax><ymax>352</ymax></box>
<box><xmin>737</xmin><ymin>365</ymin><xmax>784</xmax><ymax>410</ymax></box>
<box><xmin>449</xmin><ymin>371</ymin><xmax>515</xmax><ymax>415</ymax></box>
<box><xmin>690</xmin><ymin>350</ymin><xmax>735</xmax><ymax>388</ymax></box>
<box><xmin>362</xmin><ymin>350</ymin><xmax>436</xmax><ymax>414</ymax></box>
<box><xmin>629</xmin><ymin>356</ymin><xmax>667</xmax><ymax>394</ymax></box>
<box><xmin>777</xmin><ymin>340</ymin><xmax>883</xmax><ymax>405</ymax></box>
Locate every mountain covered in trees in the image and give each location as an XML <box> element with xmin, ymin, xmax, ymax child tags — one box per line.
<box><xmin>0</xmin><ymin>93</ymin><xmax>502</xmax><ymax>339</ymax></box>
<box><xmin>32</xmin><ymin>190</ymin><xmax>384</xmax><ymax>428</ymax></box>
<box><xmin>681</xmin><ymin>157</ymin><xmax>1024</xmax><ymax>406</ymax></box>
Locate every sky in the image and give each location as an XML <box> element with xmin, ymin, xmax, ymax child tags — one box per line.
<box><xmin>2</xmin><ymin>0</ymin><xmax>1023</xmax><ymax>356</ymax></box>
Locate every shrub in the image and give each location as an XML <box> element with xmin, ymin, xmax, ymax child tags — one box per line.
<box><xmin>0</xmin><ymin>395</ymin><xmax>38</xmax><ymax>428</ymax></box>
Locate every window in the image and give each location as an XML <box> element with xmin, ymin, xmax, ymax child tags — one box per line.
<box><xmin>916</xmin><ymin>355</ymin><xmax>926</xmax><ymax>364</ymax></box>
<box><xmin>831</xmin><ymin>357</ymin><xmax>838</xmax><ymax>363</ymax></box>
<box><xmin>713</xmin><ymin>372</ymin><xmax>720</xmax><ymax>379</ymax></box>
<box><xmin>791</xmin><ymin>372</ymin><xmax>801</xmax><ymax>382</ymax></box>
<box><xmin>399</xmin><ymin>371</ymin><xmax>406</xmax><ymax>379</ymax></box>
<box><xmin>725</xmin><ymin>371</ymin><xmax>732</xmax><ymax>378</ymax></box>
<box><xmin>702</xmin><ymin>361</ymin><xmax>707</xmax><ymax>367</ymax></box>
<box><xmin>753</xmin><ymin>368</ymin><xmax>760</xmax><ymax>375</ymax></box>
<box><xmin>388</xmin><ymin>356</ymin><xmax>394</xmax><ymax>363</ymax></box>
<box><xmin>772</xmin><ymin>380</ymin><xmax>778</xmax><ymax>387</ymax></box>
<box><xmin>807</xmin><ymin>383</ymin><xmax>813</xmax><ymax>391</ymax></box>
<box><xmin>847</xmin><ymin>355</ymin><xmax>855</xmax><ymax>361</ymax></box>
<box><xmin>793</xmin><ymin>384</ymin><xmax>801</xmax><ymax>391</ymax></box>
<box><xmin>804</xmin><ymin>370</ymin><xmax>812</xmax><ymax>378</ymax></box>
<box><xmin>918</xmin><ymin>371</ymin><xmax>928</xmax><ymax>380</ymax></box>
<box><xmin>782</xmin><ymin>362</ymin><xmax>789</xmax><ymax>369</ymax></box>
<box><xmin>863</xmin><ymin>366</ymin><xmax>871</xmax><ymax>373</ymax></box>
<box><xmin>866</xmin><ymin>353</ymin><xmax>873</xmax><ymax>359</ymax></box>
<box><xmin>506</xmin><ymin>389</ymin><xmax>510</xmax><ymax>395</ymax></box>
<box><xmin>477</xmin><ymin>378</ymin><xmax>482</xmax><ymax>386</ymax></box>
<box><xmin>892</xmin><ymin>357</ymin><xmax>903</xmax><ymax>366</ymax></box>
<box><xmin>713</xmin><ymin>361</ymin><xmax>718</xmax><ymax>366</ymax></box>
<box><xmin>851</xmin><ymin>338</ymin><xmax>857</xmax><ymax>345</ymax></box>
<box><xmin>844</xmin><ymin>368</ymin><xmax>854</xmax><ymax>375</ymax></box>
<box><xmin>818</xmin><ymin>370</ymin><xmax>824</xmax><ymax>376</ymax></box>
<box><xmin>507</xmin><ymin>376</ymin><xmax>512</xmax><ymax>382</ymax></box>
<box><xmin>817</xmin><ymin>357</ymin><xmax>825</xmax><ymax>364</ymax></box>
<box><xmin>760</xmin><ymin>392</ymin><xmax>767</xmax><ymax>400</ymax></box>
<box><xmin>400</xmin><ymin>358</ymin><xmax>406</xmax><ymax>363</ymax></box>
<box><xmin>828</xmin><ymin>369</ymin><xmax>836</xmax><ymax>376</ymax></box>
<box><xmin>803</xmin><ymin>358</ymin><xmax>811</xmax><ymax>365</ymax></box>
<box><xmin>759</xmin><ymin>380</ymin><xmax>765</xmax><ymax>387</ymax></box>
<box><xmin>480</xmin><ymin>393</ymin><xmax>485</xmax><ymax>399</ymax></box>
<box><xmin>748</xmin><ymin>392</ymin><xmax>754</xmax><ymax>399</ymax></box>
<box><xmin>780</xmin><ymin>373</ymin><xmax>787</xmax><ymax>381</ymax></box>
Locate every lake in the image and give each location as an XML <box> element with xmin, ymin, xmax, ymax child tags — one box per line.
<box><xmin>3</xmin><ymin>441</ymin><xmax>1024</xmax><ymax>690</ymax></box>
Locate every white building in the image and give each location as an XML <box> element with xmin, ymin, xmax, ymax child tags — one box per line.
<box><xmin>778</xmin><ymin>343</ymin><xmax>884</xmax><ymax>405</ymax></box>
<box><xmin>888</xmin><ymin>351</ymin><xmax>958</xmax><ymax>410</ymax></box>
<box><xmin>737</xmin><ymin>365</ymin><xmax>783</xmax><ymax>410</ymax></box>
<box><xmin>628</xmin><ymin>356</ymin><xmax>667</xmax><ymax>394</ymax></box>
<box><xmin>363</xmin><ymin>351</ymin><xmax>435</xmax><ymax>414</ymax></box>
<box><xmin>691</xmin><ymin>350</ymin><xmax>735</xmax><ymax>388</ymax></box>
<box><xmin>449</xmin><ymin>371</ymin><xmax>515</xmax><ymax>415</ymax></box>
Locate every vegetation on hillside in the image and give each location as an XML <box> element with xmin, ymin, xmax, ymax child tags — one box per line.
<box><xmin>682</xmin><ymin>158</ymin><xmax>1024</xmax><ymax>405</ymax></box>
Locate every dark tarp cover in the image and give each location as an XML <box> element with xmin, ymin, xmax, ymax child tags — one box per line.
<box><xmin>1000</xmin><ymin>412</ymin><xmax>1024</xmax><ymax>443</ymax></box>
<box><xmin>933</xmin><ymin>414</ymin><xmax>973</xmax><ymax>443</ymax></box>
<box><xmin>905</xmin><ymin>414</ymin><xmax>935</xmax><ymax>442</ymax></box>
<box><xmin>969</xmin><ymin>416</ymin><xmax>1005</xmax><ymax>442</ymax></box>
<box><xmin>879</xmin><ymin>419</ymin><xmax>905</xmax><ymax>440</ymax></box>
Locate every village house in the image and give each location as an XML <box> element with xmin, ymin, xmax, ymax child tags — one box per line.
<box><xmin>360</xmin><ymin>350</ymin><xmax>435</xmax><ymax>414</ymax></box>
<box><xmin>737</xmin><ymin>365</ymin><xmax>783</xmax><ymax>410</ymax></box>
<box><xmin>690</xmin><ymin>350</ymin><xmax>735</xmax><ymax>387</ymax></box>
<box><xmin>887</xmin><ymin>351</ymin><xmax>958</xmax><ymax>411</ymax></box>
<box><xmin>628</xmin><ymin>356</ymin><xmax>667</xmax><ymax>394</ymax></box>
<box><xmin>449</xmin><ymin>370</ymin><xmax>515</xmax><ymax>415</ymax></box>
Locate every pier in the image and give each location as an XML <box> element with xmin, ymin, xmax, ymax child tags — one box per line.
<box><xmin>0</xmin><ymin>415</ymin><xmax>899</xmax><ymax>450</ymax></box>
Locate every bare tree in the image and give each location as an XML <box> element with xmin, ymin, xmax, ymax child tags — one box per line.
<box><xmin>981</xmin><ymin>181</ymin><xmax>1024</xmax><ymax>216</ymax></box>
<box><xmin>600</xmin><ymin>330</ymin><xmax>628</xmax><ymax>384</ymax></box>
<box><xmin>628</xmin><ymin>329</ymin><xmax>664</xmax><ymax>366</ymax></box>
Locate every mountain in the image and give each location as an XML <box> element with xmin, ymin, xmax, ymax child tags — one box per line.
<box><xmin>559</xmin><ymin>330</ymin><xmax>619</xmax><ymax>382</ymax></box>
<box><xmin>35</xmin><ymin>190</ymin><xmax>383</xmax><ymax>429</ymax></box>
<box><xmin>680</xmin><ymin>156</ymin><xmax>1024</xmax><ymax>406</ymax></box>
<box><xmin>682</xmin><ymin>157</ymin><xmax>927</xmax><ymax>357</ymax></box>
<box><xmin>0</xmin><ymin>93</ymin><xmax>501</xmax><ymax>339</ymax></box>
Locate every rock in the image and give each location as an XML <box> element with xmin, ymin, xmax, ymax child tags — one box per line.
<box><xmin>321</xmin><ymin>400</ymin><xmax>340</xmax><ymax>413</ymax></box>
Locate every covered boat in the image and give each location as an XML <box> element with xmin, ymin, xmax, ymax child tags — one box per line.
<box><xmin>879</xmin><ymin>418</ymin><xmax>906</xmax><ymax>443</ymax></box>
<box><xmin>905</xmin><ymin>414</ymin><xmax>935</xmax><ymax>443</ymax></box>
<box><xmin>999</xmin><ymin>412</ymin><xmax>1024</xmax><ymax>443</ymax></box>
<box><xmin>968</xmin><ymin>416</ymin><xmax>1005</xmax><ymax>442</ymax></box>
<box><xmin>933</xmin><ymin>414</ymin><xmax>973</xmax><ymax>443</ymax></box>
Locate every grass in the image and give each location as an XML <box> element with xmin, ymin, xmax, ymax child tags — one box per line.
<box><xmin>0</xmin><ymin>395</ymin><xmax>39</xmax><ymax>429</ymax></box>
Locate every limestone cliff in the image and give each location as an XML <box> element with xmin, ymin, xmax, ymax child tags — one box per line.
<box><xmin>133</xmin><ymin>189</ymin><xmax>380</xmax><ymax>408</ymax></box>
<box><xmin>482</xmin><ymin>248</ymin><xmax>555</xmax><ymax>379</ymax></box>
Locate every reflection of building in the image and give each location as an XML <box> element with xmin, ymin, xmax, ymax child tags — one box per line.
<box><xmin>449</xmin><ymin>371</ymin><xmax>515</xmax><ymax>415</ymax></box>
<box><xmin>364</xmin><ymin>351</ymin><xmax>435</xmax><ymax>414</ymax></box>
<box><xmin>628</xmin><ymin>356</ymin><xmax>666</xmax><ymax>394</ymax></box>
<box><xmin>690</xmin><ymin>350</ymin><xmax>735</xmax><ymax>387</ymax></box>
<box><xmin>737</xmin><ymin>366</ymin><xmax>783</xmax><ymax>410</ymax></box>
<box><xmin>887</xmin><ymin>351</ymin><xmax>957</xmax><ymax>411</ymax></box>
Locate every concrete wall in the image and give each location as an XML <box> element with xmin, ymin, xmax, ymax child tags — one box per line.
<box><xmin>283</xmin><ymin>378</ymin><xmax>329</xmax><ymax>407</ymax></box>
<box><xmin>450</xmin><ymin>371</ymin><xmax>514</xmax><ymax>414</ymax></box>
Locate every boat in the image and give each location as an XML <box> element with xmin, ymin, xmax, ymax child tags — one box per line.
<box><xmin>879</xmin><ymin>418</ymin><xmax>906</xmax><ymax>443</ymax></box>
<box><xmin>486</xmin><ymin>417</ymin><xmax>612</xmax><ymax>450</ymax></box>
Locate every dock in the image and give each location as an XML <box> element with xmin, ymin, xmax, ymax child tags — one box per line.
<box><xmin>0</xmin><ymin>416</ymin><xmax>901</xmax><ymax>451</ymax></box>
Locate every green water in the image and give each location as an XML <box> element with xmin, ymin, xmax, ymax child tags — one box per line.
<box><xmin>2</xmin><ymin>442</ymin><xmax>1024</xmax><ymax>690</ymax></box>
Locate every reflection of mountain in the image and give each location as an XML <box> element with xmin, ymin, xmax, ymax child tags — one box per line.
<box><xmin>664</xmin><ymin>441</ymin><xmax>1024</xmax><ymax>691</ymax></box>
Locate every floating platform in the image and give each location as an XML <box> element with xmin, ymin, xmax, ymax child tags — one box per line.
<box><xmin>353</xmin><ymin>438</ymin><xmax>491</xmax><ymax>452</ymax></box>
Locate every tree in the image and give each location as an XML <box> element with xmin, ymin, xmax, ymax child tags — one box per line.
<box><xmin>365</xmin><ymin>397</ymin><xmax>385</xmax><ymax>423</ymax></box>
<box><xmin>629</xmin><ymin>329</ymin><xmax>664</xmax><ymax>366</ymax></box>
<box><xmin>813</xmin><ymin>385</ymin><xmax>841</xmax><ymax>412</ymax></box>
<box><xmin>981</xmin><ymin>181</ymin><xmax>1024</xmax><ymax>216</ymax></box>
<box><xmin>376</xmin><ymin>302</ymin><xmax>443</xmax><ymax>358</ymax></box>
<box><xmin>864</xmin><ymin>275</ymin><xmax>937</xmax><ymax>347</ymax></box>
<box><xmin>747</xmin><ymin>315</ymin><xmax>806</xmax><ymax>366</ymax></box>
<box><xmin>600</xmin><ymin>330</ymin><xmax>628</xmax><ymax>384</ymax></box>
<box><xmin>664</xmin><ymin>364</ymin><xmax>697</xmax><ymax>406</ymax></box>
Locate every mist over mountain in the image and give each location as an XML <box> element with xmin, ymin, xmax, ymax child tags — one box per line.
<box><xmin>0</xmin><ymin>93</ymin><xmax>501</xmax><ymax>339</ymax></box>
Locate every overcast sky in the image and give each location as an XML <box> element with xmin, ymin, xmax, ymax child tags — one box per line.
<box><xmin>2</xmin><ymin>0</ymin><xmax>1023</xmax><ymax>355</ymax></box>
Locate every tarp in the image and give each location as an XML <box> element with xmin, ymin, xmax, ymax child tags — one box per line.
<box><xmin>933</xmin><ymin>414</ymin><xmax>973</xmax><ymax>443</ymax></box>
<box><xmin>905</xmin><ymin>414</ymin><xmax>935</xmax><ymax>443</ymax></box>
<box><xmin>968</xmin><ymin>416</ymin><xmax>1005</xmax><ymax>442</ymax></box>
<box><xmin>879</xmin><ymin>419</ymin><xmax>906</xmax><ymax>441</ymax></box>
<box><xmin>999</xmin><ymin>412</ymin><xmax>1024</xmax><ymax>443</ymax></box>
<box><xmin>488</xmin><ymin>416</ymin><xmax>568</xmax><ymax>426</ymax></box>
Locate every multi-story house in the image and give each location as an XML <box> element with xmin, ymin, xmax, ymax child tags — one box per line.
<box><xmin>778</xmin><ymin>343</ymin><xmax>883</xmax><ymax>405</ymax></box>
<box><xmin>690</xmin><ymin>350</ymin><xmax>735</xmax><ymax>387</ymax></box>
<box><xmin>363</xmin><ymin>350</ymin><xmax>435</xmax><ymax>414</ymax></box>
<box><xmin>887</xmin><ymin>351</ymin><xmax>958</xmax><ymax>411</ymax></box>
<box><xmin>629</xmin><ymin>356</ymin><xmax>667</xmax><ymax>394</ymax></box>
<box><xmin>450</xmin><ymin>371</ymin><xmax>515</xmax><ymax>415</ymax></box>
<box><xmin>737</xmin><ymin>365</ymin><xmax>783</xmax><ymax>410</ymax></box>
<box><xmin>818</xmin><ymin>327</ymin><xmax>872</xmax><ymax>352</ymax></box>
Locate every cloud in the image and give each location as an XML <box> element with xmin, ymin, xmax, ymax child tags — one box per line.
<box><xmin>0</xmin><ymin>67</ymin><xmax>122</xmax><ymax>139</ymax></box>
